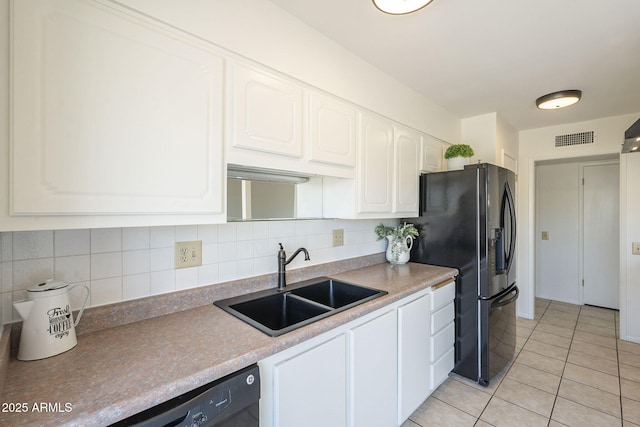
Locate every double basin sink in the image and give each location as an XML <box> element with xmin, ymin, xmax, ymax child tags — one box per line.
<box><xmin>214</xmin><ymin>277</ymin><xmax>387</xmax><ymax>336</ymax></box>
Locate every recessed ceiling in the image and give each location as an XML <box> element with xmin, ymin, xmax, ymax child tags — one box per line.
<box><xmin>268</xmin><ymin>0</ymin><xmax>640</xmax><ymax>130</ymax></box>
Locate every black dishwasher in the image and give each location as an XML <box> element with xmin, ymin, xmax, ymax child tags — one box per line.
<box><xmin>110</xmin><ymin>364</ymin><xmax>260</xmax><ymax>427</ymax></box>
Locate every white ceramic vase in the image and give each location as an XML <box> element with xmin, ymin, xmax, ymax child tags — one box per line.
<box><xmin>385</xmin><ymin>235</ymin><xmax>413</xmax><ymax>265</ymax></box>
<box><xmin>447</xmin><ymin>156</ymin><xmax>469</xmax><ymax>171</ymax></box>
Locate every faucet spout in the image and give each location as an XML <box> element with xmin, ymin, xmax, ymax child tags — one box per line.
<box><xmin>277</xmin><ymin>243</ymin><xmax>310</xmax><ymax>291</ymax></box>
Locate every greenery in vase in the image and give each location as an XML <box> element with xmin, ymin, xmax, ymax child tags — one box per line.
<box><xmin>375</xmin><ymin>222</ymin><xmax>420</xmax><ymax>264</ymax></box>
<box><xmin>375</xmin><ymin>222</ymin><xmax>419</xmax><ymax>241</ymax></box>
<box><xmin>444</xmin><ymin>144</ymin><xmax>474</xmax><ymax>159</ymax></box>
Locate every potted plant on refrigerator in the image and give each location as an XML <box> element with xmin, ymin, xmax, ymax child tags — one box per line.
<box><xmin>375</xmin><ymin>222</ymin><xmax>419</xmax><ymax>265</ymax></box>
<box><xmin>444</xmin><ymin>144</ymin><xmax>474</xmax><ymax>170</ymax></box>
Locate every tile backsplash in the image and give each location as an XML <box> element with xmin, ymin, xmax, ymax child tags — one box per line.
<box><xmin>0</xmin><ymin>219</ymin><xmax>390</xmax><ymax>324</ymax></box>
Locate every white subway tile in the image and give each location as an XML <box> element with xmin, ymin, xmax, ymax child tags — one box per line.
<box><xmin>91</xmin><ymin>228</ymin><xmax>122</xmax><ymax>253</ymax></box>
<box><xmin>123</xmin><ymin>250</ymin><xmax>150</xmax><ymax>276</ymax></box>
<box><xmin>252</xmin><ymin>222</ymin><xmax>269</xmax><ymax>239</ymax></box>
<box><xmin>175</xmin><ymin>267</ymin><xmax>198</xmax><ymax>290</ymax></box>
<box><xmin>218</xmin><ymin>261</ymin><xmax>238</xmax><ymax>282</ymax></box>
<box><xmin>122</xmin><ymin>227</ymin><xmax>150</xmax><ymax>251</ymax></box>
<box><xmin>1</xmin><ymin>262</ymin><xmax>12</xmax><ymax>293</ymax></box>
<box><xmin>1</xmin><ymin>233</ymin><xmax>12</xmax><ymax>261</ymax></box>
<box><xmin>150</xmin><ymin>270</ymin><xmax>175</xmax><ymax>295</ymax></box>
<box><xmin>198</xmin><ymin>264</ymin><xmax>219</xmax><ymax>286</ymax></box>
<box><xmin>150</xmin><ymin>247</ymin><xmax>173</xmax><ymax>272</ymax></box>
<box><xmin>218</xmin><ymin>223</ymin><xmax>237</xmax><ymax>242</ymax></box>
<box><xmin>150</xmin><ymin>226</ymin><xmax>175</xmax><ymax>248</ymax></box>
<box><xmin>236</xmin><ymin>222</ymin><xmax>253</xmax><ymax>241</ymax></box>
<box><xmin>55</xmin><ymin>255</ymin><xmax>90</xmax><ymax>283</ymax></box>
<box><xmin>198</xmin><ymin>225</ymin><xmax>218</xmax><ymax>243</ymax></box>
<box><xmin>201</xmin><ymin>243</ymin><xmax>218</xmax><ymax>265</ymax></box>
<box><xmin>91</xmin><ymin>252</ymin><xmax>122</xmax><ymax>280</ymax></box>
<box><xmin>218</xmin><ymin>242</ymin><xmax>238</xmax><ymax>263</ymax></box>
<box><xmin>68</xmin><ymin>283</ymin><xmax>90</xmax><ymax>311</ymax></box>
<box><xmin>54</xmin><ymin>229</ymin><xmax>90</xmax><ymax>257</ymax></box>
<box><xmin>13</xmin><ymin>258</ymin><xmax>54</xmax><ymax>290</ymax></box>
<box><xmin>123</xmin><ymin>273</ymin><xmax>150</xmax><ymax>300</ymax></box>
<box><xmin>13</xmin><ymin>231</ymin><xmax>54</xmax><ymax>260</ymax></box>
<box><xmin>90</xmin><ymin>277</ymin><xmax>122</xmax><ymax>307</ymax></box>
<box><xmin>175</xmin><ymin>225</ymin><xmax>198</xmax><ymax>242</ymax></box>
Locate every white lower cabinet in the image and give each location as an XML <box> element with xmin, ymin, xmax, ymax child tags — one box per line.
<box><xmin>398</xmin><ymin>292</ymin><xmax>431</xmax><ymax>423</ymax></box>
<box><xmin>350</xmin><ymin>309</ymin><xmax>398</xmax><ymax>427</ymax></box>
<box><xmin>259</xmin><ymin>283</ymin><xmax>455</xmax><ymax>427</ymax></box>
<box><xmin>271</xmin><ymin>335</ymin><xmax>348</xmax><ymax>427</ymax></box>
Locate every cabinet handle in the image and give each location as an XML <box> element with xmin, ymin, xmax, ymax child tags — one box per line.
<box><xmin>430</xmin><ymin>279</ymin><xmax>454</xmax><ymax>291</ymax></box>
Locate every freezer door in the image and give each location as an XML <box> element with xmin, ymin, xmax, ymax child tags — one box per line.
<box><xmin>479</xmin><ymin>284</ymin><xmax>518</xmax><ymax>385</ymax></box>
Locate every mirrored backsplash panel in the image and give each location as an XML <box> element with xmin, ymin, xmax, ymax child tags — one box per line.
<box><xmin>227</xmin><ymin>176</ymin><xmax>324</xmax><ymax>221</ymax></box>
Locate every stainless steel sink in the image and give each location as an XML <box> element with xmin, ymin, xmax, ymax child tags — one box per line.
<box><xmin>214</xmin><ymin>277</ymin><xmax>387</xmax><ymax>336</ymax></box>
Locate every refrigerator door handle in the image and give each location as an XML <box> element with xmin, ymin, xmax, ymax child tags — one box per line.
<box><xmin>479</xmin><ymin>283</ymin><xmax>516</xmax><ymax>301</ymax></box>
<box><xmin>501</xmin><ymin>181</ymin><xmax>517</xmax><ymax>274</ymax></box>
<box><xmin>491</xmin><ymin>285</ymin><xmax>519</xmax><ymax>308</ymax></box>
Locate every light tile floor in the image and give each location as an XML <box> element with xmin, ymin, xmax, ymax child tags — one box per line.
<box><xmin>403</xmin><ymin>298</ymin><xmax>640</xmax><ymax>427</ymax></box>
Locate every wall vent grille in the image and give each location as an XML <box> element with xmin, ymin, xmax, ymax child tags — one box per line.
<box><xmin>555</xmin><ymin>131</ymin><xmax>595</xmax><ymax>147</ymax></box>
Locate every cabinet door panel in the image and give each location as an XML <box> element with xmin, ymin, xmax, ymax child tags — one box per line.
<box><xmin>274</xmin><ymin>335</ymin><xmax>347</xmax><ymax>427</ymax></box>
<box><xmin>11</xmin><ymin>0</ymin><xmax>224</xmax><ymax>215</ymax></box>
<box><xmin>350</xmin><ymin>309</ymin><xmax>398</xmax><ymax>427</ymax></box>
<box><xmin>231</xmin><ymin>63</ymin><xmax>302</xmax><ymax>157</ymax></box>
<box><xmin>359</xmin><ymin>114</ymin><xmax>393</xmax><ymax>213</ymax></box>
<box><xmin>421</xmin><ymin>135</ymin><xmax>446</xmax><ymax>172</ymax></box>
<box><xmin>398</xmin><ymin>293</ymin><xmax>431</xmax><ymax>424</ymax></box>
<box><xmin>308</xmin><ymin>92</ymin><xmax>356</xmax><ymax>167</ymax></box>
<box><xmin>394</xmin><ymin>128</ymin><xmax>420</xmax><ymax>214</ymax></box>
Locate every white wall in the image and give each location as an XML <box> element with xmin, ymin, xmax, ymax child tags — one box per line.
<box><xmin>462</xmin><ymin>113</ymin><xmax>497</xmax><ymax>164</ymax></box>
<box><xmin>621</xmin><ymin>153</ymin><xmax>640</xmax><ymax>342</ymax></box>
<box><xmin>461</xmin><ymin>112</ymin><xmax>519</xmax><ymax>168</ymax></box>
<box><xmin>517</xmin><ymin>113</ymin><xmax>638</xmax><ymax>324</ymax></box>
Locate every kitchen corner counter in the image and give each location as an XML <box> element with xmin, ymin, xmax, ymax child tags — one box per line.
<box><xmin>0</xmin><ymin>262</ymin><xmax>456</xmax><ymax>426</ymax></box>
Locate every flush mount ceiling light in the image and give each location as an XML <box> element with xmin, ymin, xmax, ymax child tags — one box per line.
<box><xmin>372</xmin><ymin>0</ymin><xmax>434</xmax><ymax>15</ymax></box>
<box><xmin>536</xmin><ymin>90</ymin><xmax>582</xmax><ymax>110</ymax></box>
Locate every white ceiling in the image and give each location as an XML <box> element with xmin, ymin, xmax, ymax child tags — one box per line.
<box><xmin>268</xmin><ymin>0</ymin><xmax>640</xmax><ymax>131</ymax></box>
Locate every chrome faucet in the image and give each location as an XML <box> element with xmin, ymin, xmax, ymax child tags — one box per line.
<box><xmin>277</xmin><ymin>243</ymin><xmax>310</xmax><ymax>290</ymax></box>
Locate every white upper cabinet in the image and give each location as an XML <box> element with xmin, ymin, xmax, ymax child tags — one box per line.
<box><xmin>421</xmin><ymin>135</ymin><xmax>448</xmax><ymax>173</ymax></box>
<box><xmin>394</xmin><ymin>126</ymin><xmax>420</xmax><ymax>214</ymax></box>
<box><xmin>229</xmin><ymin>62</ymin><xmax>303</xmax><ymax>159</ymax></box>
<box><xmin>358</xmin><ymin>113</ymin><xmax>395</xmax><ymax>213</ymax></box>
<box><xmin>8</xmin><ymin>0</ymin><xmax>225</xmax><ymax>228</ymax></box>
<box><xmin>323</xmin><ymin>114</ymin><xmax>420</xmax><ymax>218</ymax></box>
<box><xmin>307</xmin><ymin>91</ymin><xmax>356</xmax><ymax>169</ymax></box>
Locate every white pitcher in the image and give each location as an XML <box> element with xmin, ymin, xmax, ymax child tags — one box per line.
<box><xmin>13</xmin><ymin>279</ymin><xmax>89</xmax><ymax>361</ymax></box>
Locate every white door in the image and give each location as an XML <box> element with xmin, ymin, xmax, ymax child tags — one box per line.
<box><xmin>583</xmin><ymin>162</ymin><xmax>620</xmax><ymax>309</ymax></box>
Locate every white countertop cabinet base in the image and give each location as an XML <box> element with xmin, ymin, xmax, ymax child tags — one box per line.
<box><xmin>259</xmin><ymin>282</ymin><xmax>455</xmax><ymax>427</ymax></box>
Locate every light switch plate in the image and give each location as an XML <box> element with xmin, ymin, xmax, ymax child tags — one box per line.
<box><xmin>633</xmin><ymin>242</ymin><xmax>640</xmax><ymax>255</ymax></box>
<box><xmin>541</xmin><ymin>231</ymin><xmax>549</xmax><ymax>240</ymax></box>
<box><xmin>175</xmin><ymin>240</ymin><xmax>202</xmax><ymax>268</ymax></box>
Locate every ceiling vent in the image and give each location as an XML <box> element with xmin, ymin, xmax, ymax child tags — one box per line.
<box><xmin>554</xmin><ymin>131</ymin><xmax>595</xmax><ymax>148</ymax></box>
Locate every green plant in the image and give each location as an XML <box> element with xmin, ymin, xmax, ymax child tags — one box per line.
<box><xmin>375</xmin><ymin>222</ymin><xmax>419</xmax><ymax>241</ymax></box>
<box><xmin>444</xmin><ymin>144</ymin><xmax>474</xmax><ymax>159</ymax></box>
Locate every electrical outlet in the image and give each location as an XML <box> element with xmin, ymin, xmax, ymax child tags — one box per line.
<box><xmin>633</xmin><ymin>242</ymin><xmax>640</xmax><ymax>255</ymax></box>
<box><xmin>332</xmin><ymin>229</ymin><xmax>344</xmax><ymax>247</ymax></box>
<box><xmin>175</xmin><ymin>240</ymin><xmax>202</xmax><ymax>268</ymax></box>
<box><xmin>541</xmin><ymin>231</ymin><xmax>549</xmax><ymax>240</ymax></box>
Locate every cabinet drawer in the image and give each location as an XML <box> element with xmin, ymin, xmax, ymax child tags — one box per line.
<box><xmin>431</xmin><ymin>302</ymin><xmax>454</xmax><ymax>335</ymax></box>
<box><xmin>430</xmin><ymin>281</ymin><xmax>455</xmax><ymax>311</ymax></box>
<box><xmin>430</xmin><ymin>322</ymin><xmax>454</xmax><ymax>362</ymax></box>
<box><xmin>430</xmin><ymin>347</ymin><xmax>454</xmax><ymax>391</ymax></box>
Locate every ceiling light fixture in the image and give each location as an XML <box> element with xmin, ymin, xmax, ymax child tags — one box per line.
<box><xmin>536</xmin><ymin>90</ymin><xmax>582</xmax><ymax>110</ymax></box>
<box><xmin>372</xmin><ymin>0</ymin><xmax>434</xmax><ymax>15</ymax></box>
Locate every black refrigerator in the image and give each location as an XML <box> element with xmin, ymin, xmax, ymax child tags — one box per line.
<box><xmin>409</xmin><ymin>163</ymin><xmax>519</xmax><ymax>386</ymax></box>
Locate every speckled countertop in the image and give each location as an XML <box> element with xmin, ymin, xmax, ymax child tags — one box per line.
<box><xmin>0</xmin><ymin>262</ymin><xmax>456</xmax><ymax>426</ymax></box>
